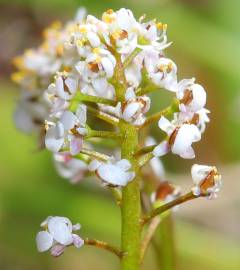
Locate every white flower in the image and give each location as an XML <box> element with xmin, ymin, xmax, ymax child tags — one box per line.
<box><xmin>154</xmin><ymin>116</ymin><xmax>201</xmax><ymax>159</ymax></box>
<box><xmin>138</xmin><ymin>20</ymin><xmax>171</xmax><ymax>51</ymax></box>
<box><xmin>173</xmin><ymin>108</ymin><xmax>210</xmax><ymax>133</ymax></box>
<box><xmin>47</xmin><ymin>73</ymin><xmax>78</xmax><ymax>101</ymax></box>
<box><xmin>191</xmin><ymin>164</ymin><xmax>222</xmax><ymax>199</ymax></box>
<box><xmin>102</xmin><ymin>8</ymin><xmax>139</xmax><ymax>54</ymax></box>
<box><xmin>36</xmin><ymin>216</ymin><xmax>84</xmax><ymax>256</ymax></box>
<box><xmin>176</xmin><ymin>78</ymin><xmax>206</xmax><ymax>112</ymax></box>
<box><xmin>53</xmin><ymin>152</ymin><xmax>88</xmax><ymax>183</ymax></box>
<box><xmin>45</xmin><ymin>104</ymin><xmax>87</xmax><ymax>154</ymax></box>
<box><xmin>118</xmin><ymin>88</ymin><xmax>150</xmax><ymax>125</ymax></box>
<box><xmin>85</xmin><ymin>48</ymin><xmax>116</xmax><ymax>79</ymax></box>
<box><xmin>147</xmin><ymin>56</ymin><xmax>178</xmax><ymax>91</ymax></box>
<box><xmin>88</xmin><ymin>158</ymin><xmax>135</xmax><ymax>186</ymax></box>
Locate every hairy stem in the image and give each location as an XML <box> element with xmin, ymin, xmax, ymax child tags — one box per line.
<box><xmin>120</xmin><ymin>121</ymin><xmax>141</xmax><ymax>270</ymax></box>
<box><xmin>142</xmin><ymin>192</ymin><xmax>198</xmax><ymax>225</ymax></box>
<box><xmin>84</xmin><ymin>238</ymin><xmax>123</xmax><ymax>258</ymax></box>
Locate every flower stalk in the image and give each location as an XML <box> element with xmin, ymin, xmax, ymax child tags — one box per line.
<box><xmin>142</xmin><ymin>191</ymin><xmax>198</xmax><ymax>225</ymax></box>
<box><xmin>84</xmin><ymin>238</ymin><xmax>123</xmax><ymax>258</ymax></box>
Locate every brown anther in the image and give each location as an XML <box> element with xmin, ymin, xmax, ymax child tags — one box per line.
<box><xmin>136</xmin><ymin>97</ymin><xmax>147</xmax><ymax>110</ymax></box>
<box><xmin>146</xmin><ymin>24</ymin><xmax>151</xmax><ymax>30</ymax></box>
<box><xmin>119</xmin><ymin>30</ymin><xmax>128</xmax><ymax>40</ymax></box>
<box><xmin>168</xmin><ymin>127</ymin><xmax>180</xmax><ymax>146</ymax></box>
<box><xmin>27</xmin><ymin>96</ymin><xmax>38</xmax><ymax>102</ymax></box>
<box><xmin>63</xmin><ymin>79</ymin><xmax>71</xmax><ymax>94</ymax></box>
<box><xmin>200</xmin><ymin>169</ymin><xmax>216</xmax><ymax>193</ymax></box>
<box><xmin>70</xmin><ymin>126</ymin><xmax>79</xmax><ymax>135</ymax></box>
<box><xmin>180</xmin><ymin>89</ymin><xmax>193</xmax><ymax>105</ymax></box>
<box><xmin>88</xmin><ymin>61</ymin><xmax>100</xmax><ymax>73</ymax></box>
<box><xmin>190</xmin><ymin>113</ymin><xmax>200</xmax><ymax>125</ymax></box>
<box><xmin>155</xmin><ymin>181</ymin><xmax>175</xmax><ymax>201</ymax></box>
<box><xmin>33</xmin><ymin>118</ymin><xmax>43</xmax><ymax>125</ymax></box>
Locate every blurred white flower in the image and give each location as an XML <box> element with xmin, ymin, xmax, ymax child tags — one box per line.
<box><xmin>53</xmin><ymin>152</ymin><xmax>88</xmax><ymax>184</ymax></box>
<box><xmin>45</xmin><ymin>104</ymin><xmax>87</xmax><ymax>155</ymax></box>
<box><xmin>36</xmin><ymin>216</ymin><xmax>84</xmax><ymax>256</ymax></box>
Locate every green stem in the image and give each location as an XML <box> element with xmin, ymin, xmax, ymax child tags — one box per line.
<box><xmin>140</xmin><ymin>99</ymin><xmax>179</xmax><ymax>129</ymax></box>
<box><xmin>72</xmin><ymin>92</ymin><xmax>117</xmax><ymax>106</ymax></box>
<box><xmin>156</xmin><ymin>214</ymin><xmax>176</xmax><ymax>270</ymax></box>
<box><xmin>136</xmin><ymin>83</ymin><xmax>161</xmax><ymax>96</ymax></box>
<box><xmin>75</xmin><ymin>148</ymin><xmax>110</xmax><ymax>162</ymax></box>
<box><xmin>87</xmin><ymin>106</ymin><xmax>119</xmax><ymax>126</ymax></box>
<box><xmin>120</xmin><ymin>121</ymin><xmax>141</xmax><ymax>270</ymax></box>
<box><xmin>123</xmin><ymin>48</ymin><xmax>142</xmax><ymax>68</ymax></box>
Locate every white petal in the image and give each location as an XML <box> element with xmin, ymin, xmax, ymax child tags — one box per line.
<box><xmin>87</xmin><ymin>32</ymin><xmax>101</xmax><ymax>47</ymax></box>
<box><xmin>97</xmin><ymin>163</ymin><xmax>132</xmax><ymax>186</ymax></box>
<box><xmin>50</xmin><ymin>244</ymin><xmax>66</xmax><ymax>257</ymax></box>
<box><xmin>36</xmin><ymin>231</ymin><xmax>53</xmax><ymax>252</ymax></box>
<box><xmin>88</xmin><ymin>159</ymin><xmax>101</xmax><ymax>171</ymax></box>
<box><xmin>158</xmin><ymin>116</ymin><xmax>174</xmax><ymax>135</ymax></box>
<box><xmin>191</xmin><ymin>164</ymin><xmax>212</xmax><ymax>185</ymax></box>
<box><xmin>60</xmin><ymin>111</ymin><xmax>76</xmax><ymax>130</ymax></box>
<box><xmin>72</xmin><ymin>234</ymin><xmax>84</xmax><ymax>248</ymax></box>
<box><xmin>153</xmin><ymin>141</ymin><xmax>170</xmax><ymax>157</ymax></box>
<box><xmin>70</xmin><ymin>137</ymin><xmax>83</xmax><ymax>155</ymax></box>
<box><xmin>76</xmin><ymin>104</ymin><xmax>87</xmax><ymax>125</ymax></box>
<box><xmin>101</xmin><ymin>57</ymin><xmax>114</xmax><ymax>78</ymax></box>
<box><xmin>48</xmin><ymin>217</ymin><xmax>73</xmax><ymax>245</ymax></box>
<box><xmin>122</xmin><ymin>103</ymin><xmax>140</xmax><ymax>121</ymax></box>
<box><xmin>172</xmin><ymin>124</ymin><xmax>201</xmax><ymax>157</ymax></box>
<box><xmin>75</xmin><ymin>7</ymin><xmax>87</xmax><ymax>21</ymax></box>
<box><xmin>72</xmin><ymin>223</ymin><xmax>81</xmax><ymax>231</ymax></box>
<box><xmin>180</xmin><ymin>146</ymin><xmax>195</xmax><ymax>159</ymax></box>
<box><xmin>92</xmin><ymin>77</ymin><xmax>108</xmax><ymax>95</ymax></box>
<box><xmin>190</xmin><ymin>84</ymin><xmax>206</xmax><ymax>111</ymax></box>
<box><xmin>149</xmin><ymin>157</ymin><xmax>165</xmax><ymax>179</ymax></box>
<box><xmin>125</xmin><ymin>88</ymin><xmax>136</xmax><ymax>100</ymax></box>
<box><xmin>65</xmin><ymin>78</ymin><xmax>78</xmax><ymax>94</ymax></box>
<box><xmin>45</xmin><ymin>126</ymin><xmax>64</xmax><ymax>153</ymax></box>
<box><xmin>116</xmin><ymin>159</ymin><xmax>132</xmax><ymax>171</ymax></box>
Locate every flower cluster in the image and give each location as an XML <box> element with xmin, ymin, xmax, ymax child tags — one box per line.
<box><xmin>12</xmin><ymin>7</ymin><xmax>222</xmax><ymax>260</ymax></box>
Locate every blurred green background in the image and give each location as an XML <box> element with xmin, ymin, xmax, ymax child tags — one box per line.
<box><xmin>1</xmin><ymin>0</ymin><xmax>240</xmax><ymax>269</ymax></box>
